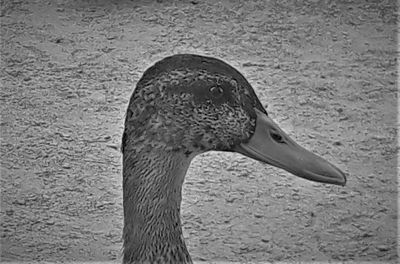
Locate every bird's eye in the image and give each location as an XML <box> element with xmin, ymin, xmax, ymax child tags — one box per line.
<box><xmin>209</xmin><ymin>86</ymin><xmax>224</xmax><ymax>98</ymax></box>
<box><xmin>270</xmin><ymin>131</ymin><xmax>285</xmax><ymax>143</ymax></box>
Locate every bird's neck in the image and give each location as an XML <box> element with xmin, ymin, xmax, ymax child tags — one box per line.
<box><xmin>122</xmin><ymin>148</ymin><xmax>193</xmax><ymax>264</ymax></box>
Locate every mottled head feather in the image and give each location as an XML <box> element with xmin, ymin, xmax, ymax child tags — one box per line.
<box><xmin>122</xmin><ymin>54</ymin><xmax>267</xmax><ymax>156</ymax></box>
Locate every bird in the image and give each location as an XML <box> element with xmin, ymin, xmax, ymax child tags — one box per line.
<box><xmin>121</xmin><ymin>54</ymin><xmax>346</xmax><ymax>263</ymax></box>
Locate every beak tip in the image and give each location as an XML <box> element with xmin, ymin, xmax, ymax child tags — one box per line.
<box><xmin>339</xmin><ymin>174</ymin><xmax>347</xmax><ymax>187</ymax></box>
<box><xmin>332</xmin><ymin>170</ymin><xmax>347</xmax><ymax>186</ymax></box>
<box><xmin>303</xmin><ymin>166</ymin><xmax>347</xmax><ymax>187</ymax></box>
<box><xmin>337</xmin><ymin>180</ymin><xmax>346</xmax><ymax>187</ymax></box>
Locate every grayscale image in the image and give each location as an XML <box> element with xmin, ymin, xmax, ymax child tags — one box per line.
<box><xmin>0</xmin><ymin>0</ymin><xmax>397</xmax><ymax>263</ymax></box>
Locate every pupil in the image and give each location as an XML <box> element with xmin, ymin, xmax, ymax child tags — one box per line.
<box><xmin>271</xmin><ymin>132</ymin><xmax>284</xmax><ymax>143</ymax></box>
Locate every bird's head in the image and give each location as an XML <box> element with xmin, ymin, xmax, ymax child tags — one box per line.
<box><xmin>122</xmin><ymin>54</ymin><xmax>346</xmax><ymax>186</ymax></box>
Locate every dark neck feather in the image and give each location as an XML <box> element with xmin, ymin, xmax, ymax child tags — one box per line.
<box><xmin>122</xmin><ymin>149</ymin><xmax>193</xmax><ymax>264</ymax></box>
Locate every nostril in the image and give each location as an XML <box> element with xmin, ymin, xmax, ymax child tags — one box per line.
<box><xmin>270</xmin><ymin>131</ymin><xmax>285</xmax><ymax>143</ymax></box>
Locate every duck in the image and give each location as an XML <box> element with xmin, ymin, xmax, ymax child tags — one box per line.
<box><xmin>121</xmin><ymin>54</ymin><xmax>346</xmax><ymax>263</ymax></box>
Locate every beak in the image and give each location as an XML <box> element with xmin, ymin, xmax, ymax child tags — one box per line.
<box><xmin>234</xmin><ymin>109</ymin><xmax>346</xmax><ymax>186</ymax></box>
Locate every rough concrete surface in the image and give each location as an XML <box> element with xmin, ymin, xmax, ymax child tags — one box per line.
<box><xmin>0</xmin><ymin>0</ymin><xmax>398</xmax><ymax>263</ymax></box>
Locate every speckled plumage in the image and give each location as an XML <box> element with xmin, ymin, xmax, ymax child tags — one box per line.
<box><xmin>122</xmin><ymin>54</ymin><xmax>267</xmax><ymax>263</ymax></box>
